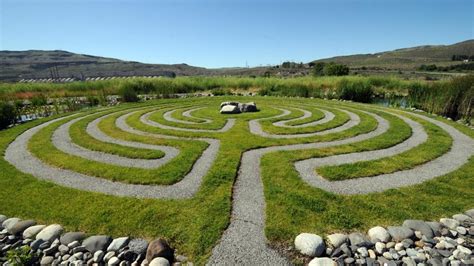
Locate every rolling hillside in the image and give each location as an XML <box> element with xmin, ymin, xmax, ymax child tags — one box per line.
<box><xmin>1</xmin><ymin>40</ymin><xmax>473</xmax><ymax>82</ymax></box>
<box><xmin>0</xmin><ymin>50</ymin><xmax>212</xmax><ymax>81</ymax></box>
<box><xmin>311</xmin><ymin>40</ymin><xmax>474</xmax><ymax>70</ymax></box>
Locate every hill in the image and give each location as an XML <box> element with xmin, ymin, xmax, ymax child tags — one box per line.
<box><xmin>0</xmin><ymin>50</ymin><xmax>212</xmax><ymax>81</ymax></box>
<box><xmin>311</xmin><ymin>40</ymin><xmax>474</xmax><ymax>70</ymax></box>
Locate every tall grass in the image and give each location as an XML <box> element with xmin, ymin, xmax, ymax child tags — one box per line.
<box><xmin>0</xmin><ymin>75</ymin><xmax>471</xmax><ymax>119</ymax></box>
<box><xmin>408</xmin><ymin>75</ymin><xmax>473</xmax><ymax>120</ymax></box>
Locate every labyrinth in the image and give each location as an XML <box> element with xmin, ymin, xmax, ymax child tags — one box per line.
<box><xmin>1</xmin><ymin>96</ymin><xmax>473</xmax><ymax>265</ymax></box>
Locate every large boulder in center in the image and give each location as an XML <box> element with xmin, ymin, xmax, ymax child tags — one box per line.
<box><xmin>239</xmin><ymin>102</ymin><xmax>258</xmax><ymax>112</ymax></box>
<box><xmin>220</xmin><ymin>101</ymin><xmax>239</xmax><ymax>108</ymax></box>
<box><xmin>220</xmin><ymin>105</ymin><xmax>241</xmax><ymax>114</ymax></box>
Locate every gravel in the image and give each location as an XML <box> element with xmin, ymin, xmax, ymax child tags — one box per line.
<box><xmin>249</xmin><ymin>108</ymin><xmax>361</xmax><ymax>138</ymax></box>
<box><xmin>5</xmin><ymin>111</ymin><xmax>219</xmax><ymax>199</ymax></box>
<box><xmin>53</xmin><ymin>114</ymin><xmax>178</xmax><ymax>169</ymax></box>
<box><xmin>164</xmin><ymin>107</ymin><xmax>212</xmax><ymax>124</ymax></box>
<box><xmin>294</xmin><ymin>110</ymin><xmax>474</xmax><ymax>194</ymax></box>
<box><xmin>272</xmin><ymin>107</ymin><xmax>335</xmax><ymax>128</ymax></box>
<box><xmin>142</xmin><ymin>110</ymin><xmax>235</xmax><ymax>133</ymax></box>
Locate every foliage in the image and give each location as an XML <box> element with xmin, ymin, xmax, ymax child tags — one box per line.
<box><xmin>311</xmin><ymin>62</ymin><xmax>326</xmax><ymax>76</ymax></box>
<box><xmin>408</xmin><ymin>75</ymin><xmax>473</xmax><ymax>120</ymax></box>
<box><xmin>336</xmin><ymin>79</ymin><xmax>374</xmax><ymax>103</ymax></box>
<box><xmin>119</xmin><ymin>85</ymin><xmax>139</xmax><ymax>102</ymax></box>
<box><xmin>323</xmin><ymin>62</ymin><xmax>350</xmax><ymax>76</ymax></box>
<box><xmin>6</xmin><ymin>246</ymin><xmax>35</xmax><ymax>266</ymax></box>
<box><xmin>0</xmin><ymin>101</ymin><xmax>17</xmax><ymax>129</ymax></box>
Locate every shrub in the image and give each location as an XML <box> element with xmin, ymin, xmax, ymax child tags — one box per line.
<box><xmin>336</xmin><ymin>79</ymin><xmax>374</xmax><ymax>103</ymax></box>
<box><xmin>0</xmin><ymin>101</ymin><xmax>16</xmax><ymax>129</ymax></box>
<box><xmin>311</xmin><ymin>62</ymin><xmax>326</xmax><ymax>77</ymax></box>
<box><xmin>323</xmin><ymin>62</ymin><xmax>350</xmax><ymax>76</ymax></box>
<box><xmin>119</xmin><ymin>86</ymin><xmax>139</xmax><ymax>102</ymax></box>
<box><xmin>6</xmin><ymin>246</ymin><xmax>35</xmax><ymax>265</ymax></box>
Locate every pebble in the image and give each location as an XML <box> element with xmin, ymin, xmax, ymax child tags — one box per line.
<box><xmin>387</xmin><ymin>226</ymin><xmax>414</xmax><ymax>242</ymax></box>
<box><xmin>439</xmin><ymin>218</ymin><xmax>459</xmax><ymax>230</ymax></box>
<box><xmin>107</xmin><ymin>236</ymin><xmax>130</xmax><ymax>252</ymax></box>
<box><xmin>326</xmin><ymin>233</ymin><xmax>347</xmax><ymax>248</ymax></box>
<box><xmin>308</xmin><ymin>257</ymin><xmax>336</xmax><ymax>266</ymax></box>
<box><xmin>108</xmin><ymin>256</ymin><xmax>120</xmax><ymax>265</ymax></box>
<box><xmin>23</xmin><ymin>224</ymin><xmax>46</xmax><ymax>239</ymax></box>
<box><xmin>41</xmin><ymin>256</ymin><xmax>55</xmax><ymax>265</ymax></box>
<box><xmin>294</xmin><ymin>233</ymin><xmax>325</xmax><ymax>257</ymax></box>
<box><xmin>368</xmin><ymin>226</ymin><xmax>391</xmax><ymax>242</ymax></box>
<box><xmin>36</xmin><ymin>224</ymin><xmax>64</xmax><ymax>242</ymax></box>
<box><xmin>375</xmin><ymin>242</ymin><xmax>385</xmax><ymax>254</ymax></box>
<box><xmin>357</xmin><ymin>247</ymin><xmax>368</xmax><ymax>257</ymax></box>
<box><xmin>94</xmin><ymin>250</ymin><xmax>105</xmax><ymax>262</ymax></box>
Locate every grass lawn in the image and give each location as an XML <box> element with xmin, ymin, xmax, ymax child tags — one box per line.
<box><xmin>0</xmin><ymin>96</ymin><xmax>472</xmax><ymax>265</ymax></box>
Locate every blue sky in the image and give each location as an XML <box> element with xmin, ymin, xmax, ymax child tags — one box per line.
<box><xmin>1</xmin><ymin>0</ymin><xmax>473</xmax><ymax>68</ymax></box>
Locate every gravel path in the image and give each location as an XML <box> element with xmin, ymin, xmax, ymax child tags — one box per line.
<box><xmin>4</xmin><ymin>104</ymin><xmax>473</xmax><ymax>265</ymax></box>
<box><xmin>53</xmin><ymin>115</ymin><xmax>178</xmax><ymax>169</ymax></box>
<box><xmin>164</xmin><ymin>107</ymin><xmax>212</xmax><ymax>124</ymax></box>
<box><xmin>208</xmin><ymin>110</ymin><xmax>387</xmax><ymax>265</ymax></box>
<box><xmin>272</xmin><ymin>108</ymin><xmax>335</xmax><ymax>128</ymax></box>
<box><xmin>4</xmin><ymin>110</ymin><xmax>218</xmax><ymax>199</ymax></box>
<box><xmin>144</xmin><ymin>110</ymin><xmax>235</xmax><ymax>133</ymax></box>
<box><xmin>210</xmin><ymin>109</ymin><xmax>474</xmax><ymax>265</ymax></box>
<box><xmin>295</xmin><ymin>111</ymin><xmax>474</xmax><ymax>194</ymax></box>
<box><xmin>249</xmin><ymin>108</ymin><xmax>359</xmax><ymax>138</ymax></box>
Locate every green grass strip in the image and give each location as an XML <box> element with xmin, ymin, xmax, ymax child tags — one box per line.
<box><xmin>69</xmin><ymin>111</ymin><xmax>165</xmax><ymax>159</ymax></box>
<box><xmin>318</xmin><ymin>112</ymin><xmax>452</xmax><ymax>180</ymax></box>
<box><xmin>259</xmin><ymin>107</ymin><xmax>350</xmax><ymax>135</ymax></box>
<box><xmin>148</xmin><ymin>105</ymin><xmax>229</xmax><ymax>131</ymax></box>
<box><xmin>284</xmin><ymin>105</ymin><xmax>326</xmax><ymax>126</ymax></box>
<box><xmin>29</xmin><ymin>112</ymin><xmax>208</xmax><ymax>185</ymax></box>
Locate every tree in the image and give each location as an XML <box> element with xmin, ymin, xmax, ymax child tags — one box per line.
<box><xmin>0</xmin><ymin>102</ymin><xmax>17</xmax><ymax>130</ymax></box>
<box><xmin>311</xmin><ymin>62</ymin><xmax>326</xmax><ymax>76</ymax></box>
<box><xmin>323</xmin><ymin>62</ymin><xmax>349</xmax><ymax>76</ymax></box>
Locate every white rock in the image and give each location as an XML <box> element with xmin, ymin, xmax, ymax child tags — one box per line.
<box><xmin>149</xmin><ymin>257</ymin><xmax>170</xmax><ymax>266</ymax></box>
<box><xmin>375</xmin><ymin>242</ymin><xmax>385</xmax><ymax>254</ymax></box>
<box><xmin>294</xmin><ymin>233</ymin><xmax>325</xmax><ymax>257</ymax></box>
<box><xmin>368</xmin><ymin>226</ymin><xmax>391</xmax><ymax>242</ymax></box>
<box><xmin>22</xmin><ymin>225</ymin><xmax>46</xmax><ymax>239</ymax></box>
<box><xmin>220</xmin><ymin>105</ymin><xmax>240</xmax><ymax>114</ymax></box>
<box><xmin>107</xmin><ymin>256</ymin><xmax>120</xmax><ymax>265</ymax></box>
<box><xmin>2</xmin><ymin>218</ymin><xmax>21</xmax><ymax>231</ymax></box>
<box><xmin>36</xmin><ymin>224</ymin><xmax>63</xmax><ymax>242</ymax></box>
<box><xmin>452</xmin><ymin>214</ymin><xmax>471</xmax><ymax>222</ymax></box>
<box><xmin>395</xmin><ymin>243</ymin><xmax>404</xmax><ymax>251</ymax></box>
<box><xmin>457</xmin><ymin>245</ymin><xmax>472</xmax><ymax>255</ymax></box>
<box><xmin>326</xmin><ymin>233</ymin><xmax>347</xmax><ymax>248</ymax></box>
<box><xmin>456</xmin><ymin>226</ymin><xmax>466</xmax><ymax>235</ymax></box>
<box><xmin>440</xmin><ymin>218</ymin><xmax>459</xmax><ymax>230</ymax></box>
<box><xmin>308</xmin><ymin>257</ymin><xmax>336</xmax><ymax>266</ymax></box>
<box><xmin>94</xmin><ymin>250</ymin><xmax>105</xmax><ymax>262</ymax></box>
<box><xmin>107</xmin><ymin>237</ymin><xmax>130</xmax><ymax>252</ymax></box>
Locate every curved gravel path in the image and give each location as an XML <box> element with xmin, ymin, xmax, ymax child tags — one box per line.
<box><xmin>249</xmin><ymin>108</ymin><xmax>359</xmax><ymax>138</ymax></box>
<box><xmin>208</xmin><ymin>110</ymin><xmax>388</xmax><ymax>265</ymax></box>
<box><xmin>210</xmin><ymin>110</ymin><xmax>474</xmax><ymax>265</ymax></box>
<box><xmin>164</xmin><ymin>107</ymin><xmax>212</xmax><ymax>124</ymax></box>
<box><xmin>295</xmin><ymin>111</ymin><xmax>474</xmax><ymax>194</ymax></box>
<box><xmin>273</xmin><ymin>108</ymin><xmax>335</xmax><ymax>128</ymax></box>
<box><xmin>144</xmin><ymin>110</ymin><xmax>235</xmax><ymax>133</ymax></box>
<box><xmin>53</xmin><ymin>115</ymin><xmax>178</xmax><ymax>169</ymax></box>
<box><xmin>4</xmin><ymin>111</ymin><xmax>217</xmax><ymax>199</ymax></box>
